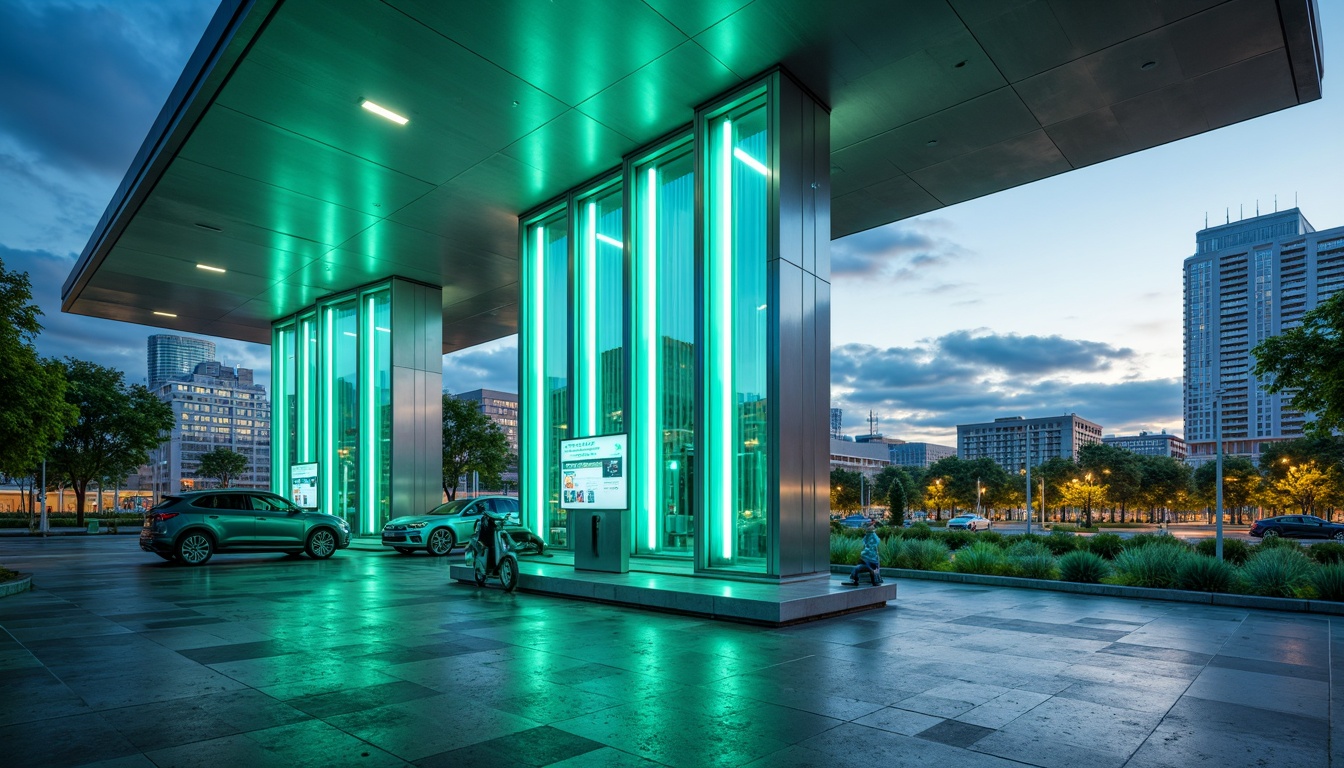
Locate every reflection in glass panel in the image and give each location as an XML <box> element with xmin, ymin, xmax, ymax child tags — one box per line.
<box><xmin>272</xmin><ymin>324</ymin><xmax>296</xmax><ymax>492</ymax></box>
<box><xmin>523</xmin><ymin>209</ymin><xmax>570</xmax><ymax>548</ymax></box>
<box><xmin>297</xmin><ymin>314</ymin><xmax>317</xmax><ymax>463</ymax></box>
<box><xmin>705</xmin><ymin>91</ymin><xmax>769</xmax><ymax>572</ymax></box>
<box><xmin>362</xmin><ymin>289</ymin><xmax>392</xmax><ymax>533</ymax></box>
<box><xmin>324</xmin><ymin>300</ymin><xmax>361</xmax><ymax>534</ymax></box>
<box><xmin>576</xmin><ymin>183</ymin><xmax>625</xmax><ymax>438</ymax></box>
<box><xmin>634</xmin><ymin>140</ymin><xmax>695</xmax><ymax>556</ymax></box>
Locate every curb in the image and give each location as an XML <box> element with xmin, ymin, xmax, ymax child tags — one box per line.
<box><xmin>0</xmin><ymin>575</ymin><xmax>32</xmax><ymax>598</ymax></box>
<box><xmin>829</xmin><ymin>564</ymin><xmax>1344</xmax><ymax>616</ymax></box>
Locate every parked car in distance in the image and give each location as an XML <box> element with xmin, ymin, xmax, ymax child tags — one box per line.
<box><xmin>382</xmin><ymin>496</ymin><xmax>545</xmax><ymax>556</ymax></box>
<box><xmin>947</xmin><ymin>514</ymin><xmax>992</xmax><ymax>532</ymax></box>
<box><xmin>140</xmin><ymin>490</ymin><xmax>351</xmax><ymax>566</ymax></box>
<box><xmin>839</xmin><ymin>513</ymin><xmax>875</xmax><ymax>528</ymax></box>
<box><xmin>1250</xmin><ymin>515</ymin><xmax>1344</xmax><ymax>541</ymax></box>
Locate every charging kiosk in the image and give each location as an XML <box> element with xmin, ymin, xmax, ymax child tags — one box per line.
<box><xmin>560</xmin><ymin>435</ymin><xmax>629</xmax><ymax>573</ymax></box>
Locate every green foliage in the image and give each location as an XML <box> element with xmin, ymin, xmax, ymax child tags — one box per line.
<box><xmin>904</xmin><ymin>522</ymin><xmax>933</xmax><ymax>540</ymax></box>
<box><xmin>881</xmin><ymin>467</ymin><xmax>912</xmax><ymax>526</ymax></box>
<box><xmin>1005</xmin><ymin>540</ymin><xmax>1053</xmax><ymax>559</ymax></box>
<box><xmin>1190</xmin><ymin>455</ymin><xmax>1261</xmax><ymax>509</ymax></box>
<box><xmin>47</xmin><ymin>359</ymin><xmax>175</xmax><ymax>525</ymax></box>
<box><xmin>1309</xmin><ymin>563</ymin><xmax>1344</xmax><ymax>601</ymax></box>
<box><xmin>1174</xmin><ymin>555</ymin><xmax>1237</xmax><ymax>593</ymax></box>
<box><xmin>1256</xmin><ymin>535</ymin><xmax>1303</xmax><ymax>552</ymax></box>
<box><xmin>875</xmin><ymin>526</ymin><xmax>902</xmax><ymax>540</ymax></box>
<box><xmin>952</xmin><ymin>541</ymin><xmax>1007</xmax><ymax>575</ymax></box>
<box><xmin>878</xmin><ymin>537</ymin><xmax>903</xmax><ymax>567</ymax></box>
<box><xmin>1057</xmin><ymin>550</ymin><xmax>1110</xmax><ymax>583</ymax></box>
<box><xmin>1041</xmin><ymin>530</ymin><xmax>1080</xmax><ymax>555</ymax></box>
<box><xmin>1241</xmin><ymin>547</ymin><xmax>1314</xmax><ymax>597</ymax></box>
<box><xmin>1012</xmin><ymin>554</ymin><xmax>1059</xmax><ymax>580</ymax></box>
<box><xmin>837</xmin><ymin>526</ymin><xmax>866</xmax><ymax>539</ymax></box>
<box><xmin>829</xmin><ymin>519</ymin><xmax>843</xmax><ymax>534</ymax></box>
<box><xmin>196</xmin><ymin>447</ymin><xmax>249</xmax><ymax>488</ymax></box>
<box><xmin>442</xmin><ymin>393</ymin><xmax>512</xmax><ymax>498</ymax></box>
<box><xmin>934</xmin><ymin>529</ymin><xmax>974</xmax><ymax>551</ymax></box>
<box><xmin>1194</xmin><ymin>537</ymin><xmax>1251</xmax><ymax>566</ymax></box>
<box><xmin>1112</xmin><ymin>546</ymin><xmax>1187</xmax><ymax>588</ymax></box>
<box><xmin>1123</xmin><ymin>533</ymin><xmax>1190</xmax><ymax>551</ymax></box>
<box><xmin>830</xmin><ymin>468</ymin><xmax>863</xmax><ymax>513</ymax></box>
<box><xmin>829</xmin><ymin>536</ymin><xmax>863</xmax><ymax>566</ymax></box>
<box><xmin>896</xmin><ymin>538</ymin><xmax>950</xmax><ymax>570</ymax></box>
<box><xmin>1252</xmin><ymin>291</ymin><xmax>1344</xmax><ymax>435</ymax></box>
<box><xmin>1048</xmin><ymin>524</ymin><xmax>1096</xmax><ymax>533</ymax></box>
<box><xmin>978</xmin><ymin>530</ymin><xmax>1004</xmax><ymax>546</ymax></box>
<box><xmin>1308</xmin><ymin>541</ymin><xmax>1344</xmax><ymax>565</ymax></box>
<box><xmin>0</xmin><ymin>257</ymin><xmax>78</xmax><ymax>478</ymax></box>
<box><xmin>1084</xmin><ymin>533</ymin><xmax>1124</xmax><ymax>559</ymax></box>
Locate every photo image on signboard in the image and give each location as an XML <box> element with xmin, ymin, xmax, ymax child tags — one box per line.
<box><xmin>290</xmin><ymin>463</ymin><xmax>319</xmax><ymax>509</ymax></box>
<box><xmin>559</xmin><ymin>434</ymin><xmax>628</xmax><ymax>511</ymax></box>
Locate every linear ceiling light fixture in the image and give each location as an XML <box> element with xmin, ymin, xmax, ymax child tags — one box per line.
<box><xmin>153</xmin><ymin>311</ymin><xmax>177</xmax><ymax>318</ymax></box>
<box><xmin>196</xmin><ymin>264</ymin><xmax>226</xmax><ymax>273</ymax></box>
<box><xmin>733</xmin><ymin>147</ymin><xmax>768</xmax><ymax>176</ymax></box>
<box><xmin>360</xmin><ymin>99</ymin><xmax>408</xmax><ymax>124</ymax></box>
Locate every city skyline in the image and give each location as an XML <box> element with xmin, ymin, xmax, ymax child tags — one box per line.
<box><xmin>2</xmin><ymin>0</ymin><xmax>1340</xmax><ymax>447</ymax></box>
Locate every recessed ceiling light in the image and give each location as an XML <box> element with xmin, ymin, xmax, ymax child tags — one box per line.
<box><xmin>926</xmin><ymin>139</ymin><xmax>939</xmax><ymax>147</ymax></box>
<box><xmin>953</xmin><ymin>60</ymin><xmax>967</xmax><ymax>69</ymax></box>
<box><xmin>196</xmin><ymin>264</ymin><xmax>226</xmax><ymax>273</ymax></box>
<box><xmin>153</xmin><ymin>311</ymin><xmax>177</xmax><ymax>318</ymax></box>
<box><xmin>1140</xmin><ymin>60</ymin><xmax>1158</xmax><ymax>71</ymax></box>
<box><xmin>360</xmin><ymin>99</ymin><xmax>408</xmax><ymax>124</ymax></box>
<box><xmin>194</xmin><ymin>222</ymin><xmax>223</xmax><ymax>232</ymax></box>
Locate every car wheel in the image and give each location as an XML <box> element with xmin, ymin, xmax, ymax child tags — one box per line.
<box><xmin>1334</xmin><ymin>531</ymin><xmax>1344</xmax><ymax>542</ymax></box>
<box><xmin>500</xmin><ymin>554</ymin><xmax>519</xmax><ymax>593</ymax></box>
<box><xmin>306</xmin><ymin>528</ymin><xmax>337</xmax><ymax>559</ymax></box>
<box><xmin>427</xmin><ymin>527</ymin><xmax>455</xmax><ymax>556</ymax></box>
<box><xmin>1263</xmin><ymin>528</ymin><xmax>1280</xmax><ymax>539</ymax></box>
<box><xmin>176</xmin><ymin>532</ymin><xmax>213</xmax><ymax>566</ymax></box>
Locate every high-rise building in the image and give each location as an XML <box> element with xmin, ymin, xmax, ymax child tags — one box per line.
<box><xmin>830</xmin><ymin>408</ymin><xmax>843</xmax><ymax>438</ymax></box>
<box><xmin>888</xmin><ymin>442</ymin><xmax>957</xmax><ymax>469</ymax></box>
<box><xmin>1103</xmin><ymin>432</ymin><xmax>1187</xmax><ymax>460</ymax></box>
<box><xmin>145</xmin><ymin>360</ymin><xmax>271</xmax><ymax>497</ymax></box>
<box><xmin>957</xmin><ymin>415</ymin><xmax>1103</xmax><ymax>471</ymax></box>
<box><xmin>456</xmin><ymin>389</ymin><xmax>520</xmax><ymax>455</ymax></box>
<box><xmin>1184</xmin><ymin>209</ymin><xmax>1344</xmax><ymax>465</ymax></box>
<box><xmin>147</xmin><ymin>334</ymin><xmax>215</xmax><ymax>390</ymax></box>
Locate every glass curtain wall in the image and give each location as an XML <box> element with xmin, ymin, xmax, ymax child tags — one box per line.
<box><xmin>633</xmin><ymin>139</ymin><xmax>696</xmax><ymax>556</ymax></box>
<box><xmin>522</xmin><ymin>208</ymin><xmax>571</xmax><ymax>547</ymax></box>
<box><xmin>703</xmin><ymin>88</ymin><xmax>770</xmax><ymax>572</ymax></box>
<box><xmin>323</xmin><ymin>299</ymin><xmax>360</xmax><ymax>532</ymax></box>
<box><xmin>271</xmin><ymin>324</ymin><xmax>295</xmax><ymax>492</ymax></box>
<box><xmin>575</xmin><ymin>182</ymin><xmax>625</xmax><ymax>438</ymax></box>
<box><xmin>361</xmin><ymin>288</ymin><xmax>392</xmax><ymax>535</ymax></box>
<box><xmin>296</xmin><ymin>313</ymin><xmax>318</xmax><ymax>465</ymax></box>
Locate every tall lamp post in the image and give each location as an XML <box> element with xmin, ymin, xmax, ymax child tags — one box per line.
<box><xmin>1214</xmin><ymin>388</ymin><xmax>1226</xmax><ymax>560</ymax></box>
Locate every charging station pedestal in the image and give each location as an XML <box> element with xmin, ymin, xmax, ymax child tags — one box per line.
<box><xmin>573</xmin><ymin>509</ymin><xmax>629</xmax><ymax>573</ymax></box>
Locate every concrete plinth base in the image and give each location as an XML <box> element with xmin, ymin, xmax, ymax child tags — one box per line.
<box><xmin>450</xmin><ymin>557</ymin><xmax>894</xmax><ymax>626</ymax></box>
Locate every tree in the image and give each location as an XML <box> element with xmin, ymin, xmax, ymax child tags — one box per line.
<box><xmin>1058</xmin><ymin>473</ymin><xmax>1108</xmax><ymax>527</ymax></box>
<box><xmin>0</xmin><ymin>258</ymin><xmax>78</xmax><ymax>478</ymax></box>
<box><xmin>885</xmin><ymin>471</ymin><xmax>909</xmax><ymax>526</ymax></box>
<box><xmin>197</xmin><ymin>447</ymin><xmax>249</xmax><ymax>488</ymax></box>
<box><xmin>47</xmin><ymin>360</ymin><xmax>174</xmax><ymax>525</ymax></box>
<box><xmin>1138</xmin><ymin>455</ymin><xmax>1191</xmax><ymax>523</ymax></box>
<box><xmin>1265</xmin><ymin>461</ymin><xmax>1336</xmax><ymax>517</ymax></box>
<box><xmin>1191</xmin><ymin>455</ymin><xmax>1260</xmax><ymax>523</ymax></box>
<box><xmin>830</xmin><ymin>468</ymin><xmax>863</xmax><ymax>513</ymax></box>
<box><xmin>442</xmin><ymin>393</ymin><xmax>511</xmax><ymax>500</ymax></box>
<box><xmin>1079</xmin><ymin>443</ymin><xmax>1142</xmax><ymax>522</ymax></box>
<box><xmin>1252</xmin><ymin>292</ymin><xmax>1344</xmax><ymax>436</ymax></box>
<box><xmin>1034</xmin><ymin>456</ymin><xmax>1076</xmax><ymax>521</ymax></box>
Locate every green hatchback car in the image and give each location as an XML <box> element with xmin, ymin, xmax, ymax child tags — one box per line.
<box><xmin>140</xmin><ymin>489</ymin><xmax>351</xmax><ymax>566</ymax></box>
<box><xmin>381</xmin><ymin>496</ymin><xmax>544</xmax><ymax>556</ymax></box>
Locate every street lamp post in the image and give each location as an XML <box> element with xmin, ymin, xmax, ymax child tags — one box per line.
<box><xmin>1215</xmin><ymin>388</ymin><xmax>1226</xmax><ymax>560</ymax></box>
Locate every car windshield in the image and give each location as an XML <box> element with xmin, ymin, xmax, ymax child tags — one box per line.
<box><xmin>952</xmin><ymin>516</ymin><xmax>972</xmax><ymax>521</ymax></box>
<box><xmin>431</xmin><ymin>499</ymin><xmax>473</xmax><ymax>516</ymax></box>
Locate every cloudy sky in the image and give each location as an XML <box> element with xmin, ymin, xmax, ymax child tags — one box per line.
<box><xmin>2</xmin><ymin>1</ymin><xmax>1341</xmax><ymax>446</ymax></box>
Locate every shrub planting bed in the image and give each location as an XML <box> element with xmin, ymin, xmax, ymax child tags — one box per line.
<box><xmin>830</xmin><ymin>528</ymin><xmax>1344</xmax><ymax>606</ymax></box>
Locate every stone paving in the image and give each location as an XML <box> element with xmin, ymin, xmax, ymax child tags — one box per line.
<box><xmin>0</xmin><ymin>536</ymin><xmax>1337</xmax><ymax>767</ymax></box>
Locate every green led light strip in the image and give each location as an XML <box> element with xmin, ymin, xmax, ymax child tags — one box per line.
<box><xmin>532</xmin><ymin>224</ymin><xmax>547</xmax><ymax>540</ymax></box>
<box><xmin>272</xmin><ymin>327</ymin><xmax>287</xmax><ymax>493</ymax></box>
<box><xmin>717</xmin><ymin>117</ymin><xmax>734</xmax><ymax>562</ymax></box>
<box><xmin>642</xmin><ymin>166</ymin><xmax>657</xmax><ymax>551</ymax></box>
<box><xmin>584</xmin><ymin>201</ymin><xmax>597</xmax><ymax>436</ymax></box>
<box><xmin>324</xmin><ymin>306</ymin><xmax>334</xmax><ymax>518</ymax></box>
<box><xmin>364</xmin><ymin>295</ymin><xmax>376</xmax><ymax>534</ymax></box>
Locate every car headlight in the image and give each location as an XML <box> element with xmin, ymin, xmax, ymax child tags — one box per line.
<box><xmin>338</xmin><ymin>519</ymin><xmax>350</xmax><ymax>530</ymax></box>
<box><xmin>407</xmin><ymin>522</ymin><xmax>427</xmax><ymax>529</ymax></box>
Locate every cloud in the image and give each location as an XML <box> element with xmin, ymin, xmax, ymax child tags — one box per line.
<box><xmin>443</xmin><ymin>336</ymin><xmax>519</xmax><ymax>395</ymax></box>
<box><xmin>830</xmin><ymin>221</ymin><xmax>970</xmax><ymax>279</ymax></box>
<box><xmin>831</xmin><ymin>333</ymin><xmax>1180</xmax><ymax>443</ymax></box>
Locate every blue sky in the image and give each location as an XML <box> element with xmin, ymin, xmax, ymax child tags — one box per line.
<box><xmin>2</xmin><ymin>0</ymin><xmax>1339</xmax><ymax>446</ymax></box>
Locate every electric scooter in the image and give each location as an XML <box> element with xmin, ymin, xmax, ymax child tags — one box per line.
<box><xmin>465</xmin><ymin>508</ymin><xmax>520</xmax><ymax>592</ymax></box>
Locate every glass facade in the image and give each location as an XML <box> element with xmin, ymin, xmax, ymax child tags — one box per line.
<box><xmin>272</xmin><ymin>283</ymin><xmax>394</xmax><ymax>537</ymax></box>
<box><xmin>575</xmin><ymin>181</ymin><xmax>625</xmax><ymax>439</ymax></box>
<box><xmin>703</xmin><ymin>87</ymin><xmax>769</xmax><ymax>572</ymax></box>
<box><xmin>522</xmin><ymin>208</ymin><xmax>571</xmax><ymax>548</ymax></box>
<box><xmin>633</xmin><ymin>138</ymin><xmax>696</xmax><ymax>556</ymax></box>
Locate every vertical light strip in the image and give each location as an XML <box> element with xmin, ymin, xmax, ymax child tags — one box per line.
<box><xmin>717</xmin><ymin>118</ymin><xmax>734</xmax><ymax>562</ymax></box>
<box><xmin>584</xmin><ymin>201</ymin><xmax>598</xmax><ymax>436</ymax></box>
<box><xmin>324</xmin><ymin>307</ymin><xmax>334</xmax><ymax>518</ymax></box>
<box><xmin>643</xmin><ymin>166</ymin><xmax>658</xmax><ymax>551</ymax></box>
<box><xmin>272</xmin><ymin>328</ymin><xmax>285</xmax><ymax>494</ymax></box>
<box><xmin>364</xmin><ymin>295</ymin><xmax>376</xmax><ymax>534</ymax></box>
<box><xmin>299</xmin><ymin>318</ymin><xmax>310</xmax><ymax>461</ymax></box>
<box><xmin>532</xmin><ymin>224</ymin><xmax>547</xmax><ymax>540</ymax></box>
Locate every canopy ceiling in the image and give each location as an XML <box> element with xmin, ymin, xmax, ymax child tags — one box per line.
<box><xmin>65</xmin><ymin>0</ymin><xmax>1324</xmax><ymax>351</ymax></box>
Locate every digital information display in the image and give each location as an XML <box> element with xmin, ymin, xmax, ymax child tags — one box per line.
<box><xmin>559</xmin><ymin>434</ymin><xmax>628</xmax><ymax>511</ymax></box>
<box><xmin>290</xmin><ymin>463</ymin><xmax>319</xmax><ymax>509</ymax></box>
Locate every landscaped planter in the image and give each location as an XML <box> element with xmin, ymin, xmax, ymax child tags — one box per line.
<box><xmin>829</xmin><ymin>563</ymin><xmax>1343</xmax><ymax>616</ymax></box>
<box><xmin>0</xmin><ymin>574</ymin><xmax>32</xmax><ymax>599</ymax></box>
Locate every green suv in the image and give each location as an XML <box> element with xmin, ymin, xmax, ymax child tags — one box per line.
<box><xmin>140</xmin><ymin>489</ymin><xmax>351</xmax><ymax>566</ymax></box>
